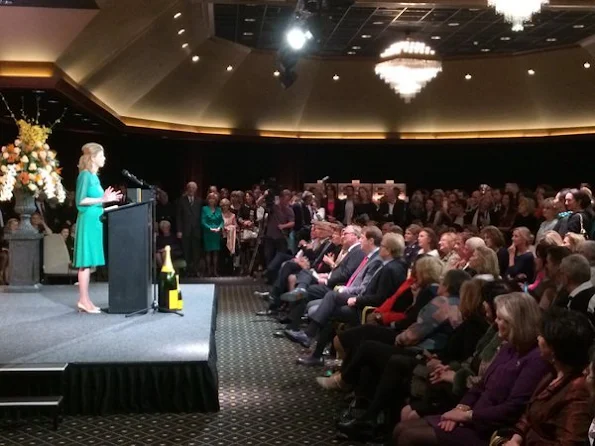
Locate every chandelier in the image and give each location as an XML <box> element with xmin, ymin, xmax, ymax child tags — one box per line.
<box><xmin>488</xmin><ymin>0</ymin><xmax>549</xmax><ymax>32</ymax></box>
<box><xmin>374</xmin><ymin>40</ymin><xmax>442</xmax><ymax>103</ymax></box>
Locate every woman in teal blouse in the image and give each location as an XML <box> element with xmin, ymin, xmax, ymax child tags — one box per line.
<box><xmin>202</xmin><ymin>192</ymin><xmax>223</xmax><ymax>276</ymax></box>
<box><xmin>74</xmin><ymin>143</ymin><xmax>121</xmax><ymax>313</ymax></box>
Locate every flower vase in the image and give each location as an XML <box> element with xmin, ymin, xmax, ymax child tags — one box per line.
<box><xmin>13</xmin><ymin>188</ymin><xmax>38</xmax><ymax>233</ymax></box>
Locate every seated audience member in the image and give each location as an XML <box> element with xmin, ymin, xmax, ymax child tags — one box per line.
<box><xmin>403</xmin><ymin>225</ymin><xmax>422</xmax><ymax>267</ymax></box>
<box><xmin>329</xmin><ymin>269</ymin><xmax>471</xmax><ymax>441</ymax></box>
<box><xmin>480</xmin><ymin>225</ymin><xmax>508</xmax><ymax>276</ymax></box>
<box><xmin>577</xmin><ymin>240</ymin><xmax>595</xmax><ymax>286</ymax></box>
<box><xmin>156</xmin><ymin>220</ymin><xmax>183</xmax><ymax>269</ymax></box>
<box><xmin>535</xmin><ymin>198</ymin><xmax>559</xmax><ymax>243</ymax></box>
<box><xmin>331</xmin><ymin>256</ymin><xmax>443</xmax><ymax>367</ymax></box>
<box><xmin>393</xmin><ymin>292</ymin><xmax>551</xmax><ymax>446</ymax></box>
<box><xmin>59</xmin><ymin>225</ymin><xmax>74</xmax><ymax>262</ymax></box>
<box><xmin>285</xmin><ymin>226</ymin><xmax>384</xmax><ymax>348</ymax></box>
<box><xmin>540</xmin><ymin>245</ymin><xmax>573</xmax><ymax>309</ymax></box>
<box><xmin>563</xmin><ymin>232</ymin><xmax>586</xmax><ymax>252</ymax></box>
<box><xmin>468</xmin><ymin>245</ymin><xmax>500</xmax><ymax>278</ymax></box>
<box><xmin>439</xmin><ymin>232</ymin><xmax>459</xmax><ymax>270</ymax></box>
<box><xmin>30</xmin><ymin>212</ymin><xmax>52</xmax><ymax>235</ymax></box>
<box><xmin>5</xmin><ymin>218</ymin><xmax>19</xmax><ymax>233</ymax></box>
<box><xmin>296</xmin><ymin>233</ymin><xmax>408</xmax><ymax>365</ymax></box>
<box><xmin>417</xmin><ymin>227</ymin><xmax>439</xmax><ymax>258</ymax></box>
<box><xmin>512</xmin><ymin>197</ymin><xmax>539</xmax><ymax>236</ymax></box>
<box><xmin>403</xmin><ymin>280</ymin><xmax>514</xmax><ymax>421</ymax></box>
<box><xmin>492</xmin><ymin>308</ymin><xmax>594</xmax><ymax>446</ymax></box>
<box><xmin>505</xmin><ymin>227</ymin><xmax>535</xmax><ymax>284</ymax></box>
<box><xmin>558</xmin><ymin>254</ymin><xmax>595</xmax><ymax>322</ymax></box>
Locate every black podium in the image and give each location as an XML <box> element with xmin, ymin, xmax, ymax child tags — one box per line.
<box><xmin>104</xmin><ymin>201</ymin><xmax>152</xmax><ymax>314</ymax></box>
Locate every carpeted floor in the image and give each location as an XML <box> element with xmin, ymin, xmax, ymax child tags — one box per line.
<box><xmin>0</xmin><ymin>282</ymin><xmax>368</xmax><ymax>446</ymax></box>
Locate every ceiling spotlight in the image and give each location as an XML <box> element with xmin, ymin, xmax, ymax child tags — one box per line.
<box><xmin>465</xmin><ymin>74</ymin><xmax>472</xmax><ymax>80</ymax></box>
<box><xmin>226</xmin><ymin>65</ymin><xmax>233</xmax><ymax>71</ymax></box>
<box><xmin>481</xmin><ymin>48</ymin><xmax>491</xmax><ymax>52</ymax></box>
<box><xmin>332</xmin><ymin>74</ymin><xmax>340</xmax><ymax>81</ymax></box>
<box><xmin>182</xmin><ymin>43</ymin><xmax>189</xmax><ymax>48</ymax></box>
<box><xmin>273</xmin><ymin>70</ymin><xmax>280</xmax><ymax>77</ymax></box>
<box><xmin>500</xmin><ymin>36</ymin><xmax>511</xmax><ymax>41</ymax></box>
<box><xmin>244</xmin><ymin>18</ymin><xmax>256</xmax><ymax>22</ymax></box>
<box><xmin>372</xmin><ymin>21</ymin><xmax>384</xmax><ymax>25</ymax></box>
<box><xmin>347</xmin><ymin>51</ymin><xmax>356</xmax><ymax>55</ymax></box>
<box><xmin>192</xmin><ymin>55</ymin><xmax>199</xmax><ymax>62</ymax></box>
<box><xmin>546</xmin><ymin>38</ymin><xmax>557</xmax><ymax>42</ymax></box>
<box><xmin>573</xmin><ymin>24</ymin><xmax>585</xmax><ymax>29</ymax></box>
<box><xmin>174</xmin><ymin>12</ymin><xmax>182</xmax><ymax>19</ymax></box>
<box><xmin>286</xmin><ymin>27</ymin><xmax>313</xmax><ymax>50</ymax></box>
<box><xmin>243</xmin><ymin>32</ymin><xmax>254</xmax><ymax>36</ymax></box>
<box><xmin>361</xmin><ymin>34</ymin><xmax>372</xmax><ymax>39</ymax></box>
<box><xmin>528</xmin><ymin>69</ymin><xmax>535</xmax><ymax>75</ymax></box>
<box><xmin>47</xmin><ymin>99</ymin><xmax>59</xmax><ymax>104</ymax></box>
<box><xmin>352</xmin><ymin>45</ymin><xmax>361</xmax><ymax>50</ymax></box>
<box><xmin>584</xmin><ymin>62</ymin><xmax>591</xmax><ymax>69</ymax></box>
<box><xmin>178</xmin><ymin>29</ymin><xmax>185</xmax><ymax>35</ymax></box>
<box><xmin>448</xmin><ymin>22</ymin><xmax>459</xmax><ymax>27</ymax></box>
<box><xmin>431</xmin><ymin>36</ymin><xmax>441</xmax><ymax>40</ymax></box>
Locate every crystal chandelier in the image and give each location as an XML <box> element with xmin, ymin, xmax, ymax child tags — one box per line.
<box><xmin>374</xmin><ymin>40</ymin><xmax>442</xmax><ymax>103</ymax></box>
<box><xmin>488</xmin><ymin>0</ymin><xmax>549</xmax><ymax>32</ymax></box>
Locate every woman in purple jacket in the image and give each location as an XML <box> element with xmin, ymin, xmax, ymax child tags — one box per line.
<box><xmin>393</xmin><ymin>292</ymin><xmax>552</xmax><ymax>446</ymax></box>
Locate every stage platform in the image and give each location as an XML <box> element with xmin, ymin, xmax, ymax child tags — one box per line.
<box><xmin>0</xmin><ymin>284</ymin><xmax>219</xmax><ymax>415</ymax></box>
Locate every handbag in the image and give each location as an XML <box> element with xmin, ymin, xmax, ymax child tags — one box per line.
<box><xmin>579</xmin><ymin>213</ymin><xmax>590</xmax><ymax>239</ymax></box>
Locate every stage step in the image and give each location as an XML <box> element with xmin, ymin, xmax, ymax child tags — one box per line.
<box><xmin>0</xmin><ymin>363</ymin><xmax>68</xmax><ymax>430</ymax></box>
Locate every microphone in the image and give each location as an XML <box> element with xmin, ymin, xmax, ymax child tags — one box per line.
<box><xmin>121</xmin><ymin>169</ymin><xmax>145</xmax><ymax>187</ymax></box>
<box><xmin>320</xmin><ymin>176</ymin><xmax>330</xmax><ymax>182</ymax></box>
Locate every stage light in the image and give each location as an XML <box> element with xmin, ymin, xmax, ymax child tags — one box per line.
<box><xmin>192</xmin><ymin>55</ymin><xmax>199</xmax><ymax>62</ymax></box>
<box><xmin>273</xmin><ymin>70</ymin><xmax>280</xmax><ymax>77</ymax></box>
<box><xmin>174</xmin><ymin>12</ymin><xmax>182</xmax><ymax>19</ymax></box>
<box><xmin>584</xmin><ymin>62</ymin><xmax>591</xmax><ymax>69</ymax></box>
<box><xmin>286</xmin><ymin>27</ymin><xmax>312</xmax><ymax>50</ymax></box>
<box><xmin>178</xmin><ymin>29</ymin><xmax>186</xmax><ymax>35</ymax></box>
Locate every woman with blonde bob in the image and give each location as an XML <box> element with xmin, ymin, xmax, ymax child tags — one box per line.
<box><xmin>469</xmin><ymin>246</ymin><xmax>501</xmax><ymax>278</ymax></box>
<box><xmin>394</xmin><ymin>292</ymin><xmax>551</xmax><ymax>446</ymax></box>
<box><xmin>74</xmin><ymin>143</ymin><xmax>122</xmax><ymax>313</ymax></box>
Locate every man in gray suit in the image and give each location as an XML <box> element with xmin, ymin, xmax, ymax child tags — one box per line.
<box><xmin>285</xmin><ymin>226</ymin><xmax>383</xmax><ymax>347</ymax></box>
<box><xmin>176</xmin><ymin>182</ymin><xmax>203</xmax><ymax>276</ymax></box>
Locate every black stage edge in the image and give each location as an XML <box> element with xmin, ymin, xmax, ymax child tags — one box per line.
<box><xmin>0</xmin><ymin>284</ymin><xmax>219</xmax><ymax>415</ymax></box>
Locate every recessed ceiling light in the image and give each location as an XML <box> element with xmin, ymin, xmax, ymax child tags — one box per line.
<box><xmin>481</xmin><ymin>48</ymin><xmax>491</xmax><ymax>52</ymax></box>
<box><xmin>273</xmin><ymin>70</ymin><xmax>280</xmax><ymax>77</ymax></box>
<box><xmin>584</xmin><ymin>62</ymin><xmax>591</xmax><ymax>69</ymax></box>
<box><xmin>347</xmin><ymin>51</ymin><xmax>356</xmax><ymax>55</ymax></box>
<box><xmin>333</xmin><ymin>74</ymin><xmax>340</xmax><ymax>81</ymax></box>
<box><xmin>500</xmin><ymin>36</ymin><xmax>511</xmax><ymax>41</ymax></box>
<box><xmin>243</xmin><ymin>32</ymin><xmax>254</xmax><ymax>36</ymax></box>
<box><xmin>546</xmin><ymin>38</ymin><xmax>557</xmax><ymax>42</ymax></box>
<box><xmin>226</xmin><ymin>65</ymin><xmax>233</xmax><ymax>71</ymax></box>
<box><xmin>91</xmin><ymin>122</ymin><xmax>100</xmax><ymax>126</ymax></box>
<box><xmin>47</xmin><ymin>99</ymin><xmax>59</xmax><ymax>104</ymax></box>
<box><xmin>448</xmin><ymin>22</ymin><xmax>459</xmax><ymax>27</ymax></box>
<box><xmin>178</xmin><ymin>29</ymin><xmax>185</xmax><ymax>35</ymax></box>
<box><xmin>33</xmin><ymin>90</ymin><xmax>45</xmax><ymax>94</ymax></box>
<box><xmin>182</xmin><ymin>43</ymin><xmax>189</xmax><ymax>48</ymax></box>
<box><xmin>473</xmin><ymin>41</ymin><xmax>479</xmax><ymax>46</ymax></box>
<box><xmin>465</xmin><ymin>74</ymin><xmax>472</xmax><ymax>80</ymax></box>
<box><xmin>244</xmin><ymin>18</ymin><xmax>256</xmax><ymax>22</ymax></box>
<box><xmin>174</xmin><ymin>12</ymin><xmax>182</xmax><ymax>19</ymax></box>
<box><xmin>192</xmin><ymin>55</ymin><xmax>199</xmax><ymax>62</ymax></box>
<box><xmin>431</xmin><ymin>36</ymin><xmax>441</xmax><ymax>40</ymax></box>
<box><xmin>352</xmin><ymin>45</ymin><xmax>361</xmax><ymax>50</ymax></box>
<box><xmin>573</xmin><ymin>24</ymin><xmax>585</xmax><ymax>29</ymax></box>
<box><xmin>361</xmin><ymin>34</ymin><xmax>372</xmax><ymax>39</ymax></box>
<box><xmin>528</xmin><ymin>69</ymin><xmax>535</xmax><ymax>75</ymax></box>
<box><xmin>73</xmin><ymin>113</ymin><xmax>83</xmax><ymax>117</ymax></box>
<box><xmin>372</xmin><ymin>21</ymin><xmax>384</xmax><ymax>25</ymax></box>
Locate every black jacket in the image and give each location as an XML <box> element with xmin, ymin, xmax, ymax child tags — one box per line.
<box><xmin>356</xmin><ymin>258</ymin><xmax>408</xmax><ymax>308</ymax></box>
<box><xmin>327</xmin><ymin>245</ymin><xmax>365</xmax><ymax>289</ymax></box>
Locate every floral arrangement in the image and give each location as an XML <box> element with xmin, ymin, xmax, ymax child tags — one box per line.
<box><xmin>0</xmin><ymin>94</ymin><xmax>66</xmax><ymax>202</ymax></box>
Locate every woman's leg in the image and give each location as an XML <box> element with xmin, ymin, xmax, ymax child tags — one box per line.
<box><xmin>340</xmin><ymin>325</ymin><xmax>398</xmax><ymax>371</ymax></box>
<box><xmin>393</xmin><ymin>419</ymin><xmax>438</xmax><ymax>446</ymax></box>
<box><xmin>341</xmin><ymin>340</ymin><xmax>396</xmax><ymax>387</ymax></box>
<box><xmin>77</xmin><ymin>267</ymin><xmax>94</xmax><ymax>308</ymax></box>
<box><xmin>333</xmin><ymin>335</ymin><xmax>345</xmax><ymax>359</ymax></box>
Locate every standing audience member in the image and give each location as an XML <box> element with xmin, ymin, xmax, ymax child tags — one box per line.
<box><xmin>176</xmin><ymin>181</ymin><xmax>203</xmax><ymax>276</ymax></box>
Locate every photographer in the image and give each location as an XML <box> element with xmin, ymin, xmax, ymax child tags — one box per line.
<box><xmin>259</xmin><ymin>188</ymin><xmax>295</xmax><ymax>266</ymax></box>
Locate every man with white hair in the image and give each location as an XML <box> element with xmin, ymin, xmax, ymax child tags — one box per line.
<box><xmin>559</xmin><ymin>254</ymin><xmax>595</xmax><ymax>323</ymax></box>
<box><xmin>577</xmin><ymin>241</ymin><xmax>595</xmax><ymax>287</ymax></box>
<box><xmin>176</xmin><ymin>181</ymin><xmax>203</xmax><ymax>276</ymax></box>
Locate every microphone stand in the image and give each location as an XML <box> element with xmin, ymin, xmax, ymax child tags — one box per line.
<box><xmin>122</xmin><ymin>171</ymin><xmax>183</xmax><ymax>318</ymax></box>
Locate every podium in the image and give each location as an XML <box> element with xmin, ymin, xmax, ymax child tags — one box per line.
<box><xmin>103</xmin><ymin>201</ymin><xmax>152</xmax><ymax>313</ymax></box>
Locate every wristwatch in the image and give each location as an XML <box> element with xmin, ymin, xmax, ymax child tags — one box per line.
<box><xmin>375</xmin><ymin>313</ymin><xmax>383</xmax><ymax>323</ymax></box>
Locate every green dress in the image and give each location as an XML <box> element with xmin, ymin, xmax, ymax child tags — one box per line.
<box><xmin>73</xmin><ymin>170</ymin><xmax>105</xmax><ymax>268</ymax></box>
<box><xmin>202</xmin><ymin>206</ymin><xmax>223</xmax><ymax>252</ymax></box>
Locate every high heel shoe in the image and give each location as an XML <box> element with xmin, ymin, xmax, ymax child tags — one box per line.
<box><xmin>77</xmin><ymin>303</ymin><xmax>101</xmax><ymax>314</ymax></box>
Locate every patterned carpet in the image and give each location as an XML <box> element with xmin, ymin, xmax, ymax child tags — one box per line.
<box><xmin>0</xmin><ymin>282</ymin><xmax>369</xmax><ymax>446</ymax></box>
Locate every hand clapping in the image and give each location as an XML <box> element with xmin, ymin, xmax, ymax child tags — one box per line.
<box><xmin>103</xmin><ymin>186</ymin><xmax>123</xmax><ymax>203</ymax></box>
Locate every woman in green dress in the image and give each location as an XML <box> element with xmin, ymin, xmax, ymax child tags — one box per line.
<box><xmin>202</xmin><ymin>192</ymin><xmax>223</xmax><ymax>276</ymax></box>
<box><xmin>74</xmin><ymin>143</ymin><xmax>121</xmax><ymax>313</ymax></box>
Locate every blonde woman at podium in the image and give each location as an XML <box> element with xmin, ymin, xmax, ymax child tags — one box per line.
<box><xmin>74</xmin><ymin>143</ymin><xmax>122</xmax><ymax>313</ymax></box>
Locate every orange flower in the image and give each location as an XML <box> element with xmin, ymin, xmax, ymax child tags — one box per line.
<box><xmin>18</xmin><ymin>172</ymin><xmax>30</xmax><ymax>185</ymax></box>
<box><xmin>55</xmin><ymin>167</ymin><xmax>62</xmax><ymax>175</ymax></box>
<box><xmin>7</xmin><ymin>155</ymin><xmax>16</xmax><ymax>163</ymax></box>
<box><xmin>5</xmin><ymin>144</ymin><xmax>14</xmax><ymax>153</ymax></box>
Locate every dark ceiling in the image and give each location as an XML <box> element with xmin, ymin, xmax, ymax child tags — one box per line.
<box><xmin>0</xmin><ymin>89</ymin><xmax>116</xmax><ymax>135</ymax></box>
<box><xmin>213</xmin><ymin>4</ymin><xmax>595</xmax><ymax>57</ymax></box>
<box><xmin>0</xmin><ymin>0</ymin><xmax>98</xmax><ymax>8</ymax></box>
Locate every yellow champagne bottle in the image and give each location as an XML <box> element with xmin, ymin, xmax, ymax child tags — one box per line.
<box><xmin>158</xmin><ymin>246</ymin><xmax>178</xmax><ymax>309</ymax></box>
<box><xmin>175</xmin><ymin>274</ymin><xmax>183</xmax><ymax>310</ymax></box>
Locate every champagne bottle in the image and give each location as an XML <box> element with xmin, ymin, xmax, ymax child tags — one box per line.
<box><xmin>175</xmin><ymin>274</ymin><xmax>183</xmax><ymax>310</ymax></box>
<box><xmin>158</xmin><ymin>246</ymin><xmax>177</xmax><ymax>309</ymax></box>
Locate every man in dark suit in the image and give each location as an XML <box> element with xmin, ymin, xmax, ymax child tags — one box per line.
<box><xmin>297</xmin><ymin>232</ymin><xmax>408</xmax><ymax>364</ymax></box>
<box><xmin>176</xmin><ymin>181</ymin><xmax>203</xmax><ymax>276</ymax></box>
<box><xmin>559</xmin><ymin>254</ymin><xmax>595</xmax><ymax>323</ymax></box>
<box><xmin>377</xmin><ymin>188</ymin><xmax>406</xmax><ymax>229</ymax></box>
<box><xmin>292</xmin><ymin>191</ymin><xmax>315</xmax><ymax>244</ymax></box>
<box><xmin>279</xmin><ymin>225</ymin><xmax>365</xmax><ymax>333</ymax></box>
<box><xmin>286</xmin><ymin>226</ymin><xmax>384</xmax><ymax>348</ymax></box>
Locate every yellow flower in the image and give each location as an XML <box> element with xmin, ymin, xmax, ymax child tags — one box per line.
<box><xmin>29</xmin><ymin>162</ymin><xmax>37</xmax><ymax>171</ymax></box>
<box><xmin>28</xmin><ymin>183</ymin><xmax>37</xmax><ymax>191</ymax></box>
